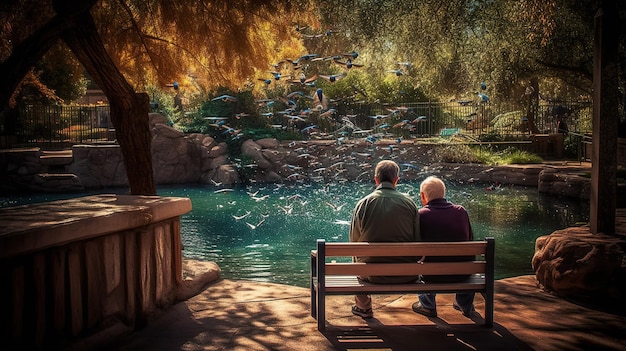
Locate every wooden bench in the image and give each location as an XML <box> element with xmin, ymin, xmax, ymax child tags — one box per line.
<box><xmin>310</xmin><ymin>238</ymin><xmax>495</xmax><ymax>331</ymax></box>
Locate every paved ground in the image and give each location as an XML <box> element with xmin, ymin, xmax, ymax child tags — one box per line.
<box><xmin>96</xmin><ymin>275</ymin><xmax>626</xmax><ymax>351</ymax></box>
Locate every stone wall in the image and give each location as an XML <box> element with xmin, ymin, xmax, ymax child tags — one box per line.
<box><xmin>69</xmin><ymin>113</ymin><xmax>240</xmax><ymax>188</ymax></box>
<box><xmin>0</xmin><ymin>114</ymin><xmax>240</xmax><ymax>191</ymax></box>
<box><xmin>0</xmin><ymin>124</ymin><xmax>600</xmax><ymax>199</ymax></box>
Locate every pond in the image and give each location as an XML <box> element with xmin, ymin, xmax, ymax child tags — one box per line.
<box><xmin>1</xmin><ymin>181</ymin><xmax>589</xmax><ymax>288</ymax></box>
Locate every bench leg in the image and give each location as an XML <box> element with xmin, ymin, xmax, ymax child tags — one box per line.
<box><xmin>317</xmin><ymin>293</ymin><xmax>326</xmax><ymax>331</ymax></box>
<box><xmin>310</xmin><ymin>280</ymin><xmax>317</xmax><ymax>319</ymax></box>
<box><xmin>483</xmin><ymin>291</ymin><xmax>494</xmax><ymax>328</ymax></box>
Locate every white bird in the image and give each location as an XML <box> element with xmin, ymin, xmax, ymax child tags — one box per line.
<box><xmin>232</xmin><ymin>211</ymin><xmax>251</xmax><ymax>220</ymax></box>
<box><xmin>333</xmin><ymin>219</ymin><xmax>351</xmax><ymax>226</ymax></box>
<box><xmin>252</xmin><ymin>194</ymin><xmax>270</xmax><ymax>202</ymax></box>
<box><xmin>277</xmin><ymin>205</ymin><xmax>293</xmax><ymax>214</ymax></box>
<box><xmin>246</xmin><ymin>218</ymin><xmax>266</xmax><ymax>230</ymax></box>
<box><xmin>214</xmin><ymin>188</ymin><xmax>234</xmax><ymax>194</ymax></box>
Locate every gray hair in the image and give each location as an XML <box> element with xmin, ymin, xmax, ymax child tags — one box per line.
<box><xmin>374</xmin><ymin>160</ymin><xmax>400</xmax><ymax>182</ymax></box>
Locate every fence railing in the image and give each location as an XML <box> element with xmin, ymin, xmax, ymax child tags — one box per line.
<box><xmin>1</xmin><ymin>101</ymin><xmax>591</xmax><ymax>149</ymax></box>
<box><xmin>327</xmin><ymin>100</ymin><xmax>592</xmax><ymax>138</ymax></box>
<box><xmin>3</xmin><ymin>104</ymin><xmax>112</xmax><ymax>148</ymax></box>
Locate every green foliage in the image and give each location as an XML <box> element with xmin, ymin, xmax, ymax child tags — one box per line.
<box><xmin>499</xmin><ymin>148</ymin><xmax>544</xmax><ymax>164</ymax></box>
<box><xmin>146</xmin><ymin>85</ymin><xmax>181</xmax><ymax>125</ymax></box>
<box><xmin>38</xmin><ymin>44</ymin><xmax>87</xmax><ymax>103</ymax></box>
<box><xmin>437</xmin><ymin>144</ymin><xmax>481</xmax><ymax>163</ymax></box>
<box><xmin>437</xmin><ymin>143</ymin><xmax>542</xmax><ymax>165</ymax></box>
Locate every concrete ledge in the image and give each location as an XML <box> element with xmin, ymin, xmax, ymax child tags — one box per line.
<box><xmin>0</xmin><ymin>194</ymin><xmax>192</xmax><ymax>259</ymax></box>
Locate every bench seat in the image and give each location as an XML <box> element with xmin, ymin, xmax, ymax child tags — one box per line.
<box><xmin>314</xmin><ymin>274</ymin><xmax>486</xmax><ymax>294</ymax></box>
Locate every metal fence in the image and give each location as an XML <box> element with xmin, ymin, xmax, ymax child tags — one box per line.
<box><xmin>329</xmin><ymin>100</ymin><xmax>592</xmax><ymax>139</ymax></box>
<box><xmin>2</xmin><ymin>100</ymin><xmax>591</xmax><ymax>148</ymax></box>
<box><xmin>5</xmin><ymin>104</ymin><xmax>113</xmax><ymax>148</ymax></box>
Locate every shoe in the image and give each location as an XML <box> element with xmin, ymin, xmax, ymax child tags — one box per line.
<box><xmin>453</xmin><ymin>301</ymin><xmax>474</xmax><ymax>317</ymax></box>
<box><xmin>351</xmin><ymin>305</ymin><xmax>373</xmax><ymax>319</ymax></box>
<box><xmin>412</xmin><ymin>301</ymin><xmax>437</xmax><ymax>317</ymax></box>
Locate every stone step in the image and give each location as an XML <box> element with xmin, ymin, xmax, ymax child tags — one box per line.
<box><xmin>32</xmin><ymin>173</ymin><xmax>83</xmax><ymax>192</ymax></box>
<box><xmin>40</xmin><ymin>150</ymin><xmax>73</xmax><ymax>166</ymax></box>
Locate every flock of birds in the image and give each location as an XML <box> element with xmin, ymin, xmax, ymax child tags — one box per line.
<box><xmin>198</xmin><ymin>24</ymin><xmax>494</xmax><ymax>186</ymax></box>
<box><xmin>200</xmin><ymin>23</ymin><xmax>432</xmax><ymax>143</ymax></box>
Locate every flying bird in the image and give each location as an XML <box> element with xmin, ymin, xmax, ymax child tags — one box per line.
<box><xmin>319</xmin><ymin>73</ymin><xmax>347</xmax><ymax>83</ymax></box>
<box><xmin>342</xmin><ymin>51</ymin><xmax>359</xmax><ymax>59</ymax></box>
<box><xmin>292</xmin><ymin>53</ymin><xmax>319</xmax><ymax>65</ymax></box>
<box><xmin>333</xmin><ymin>58</ymin><xmax>363</xmax><ymax>69</ymax></box>
<box><xmin>211</xmin><ymin>95</ymin><xmax>238</xmax><ymax>102</ymax></box>
<box><xmin>477</xmin><ymin>92</ymin><xmax>490</xmax><ymax>103</ymax></box>
<box><xmin>387</xmin><ymin>69</ymin><xmax>404</xmax><ymax>76</ymax></box>
<box><xmin>291</xmin><ymin>73</ymin><xmax>317</xmax><ymax>85</ymax></box>
<box><xmin>313</xmin><ymin>88</ymin><xmax>328</xmax><ymax>110</ymax></box>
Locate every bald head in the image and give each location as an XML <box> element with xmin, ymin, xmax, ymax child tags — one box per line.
<box><xmin>420</xmin><ymin>176</ymin><xmax>446</xmax><ymax>205</ymax></box>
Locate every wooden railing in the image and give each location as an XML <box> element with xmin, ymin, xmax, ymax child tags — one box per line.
<box><xmin>0</xmin><ymin>194</ymin><xmax>192</xmax><ymax>349</ymax></box>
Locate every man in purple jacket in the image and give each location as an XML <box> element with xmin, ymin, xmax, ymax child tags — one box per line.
<box><xmin>412</xmin><ymin>176</ymin><xmax>476</xmax><ymax>318</ymax></box>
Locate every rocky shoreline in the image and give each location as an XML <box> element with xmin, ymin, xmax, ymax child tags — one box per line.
<box><xmin>1</xmin><ymin>112</ymin><xmax>594</xmax><ymax>200</ymax></box>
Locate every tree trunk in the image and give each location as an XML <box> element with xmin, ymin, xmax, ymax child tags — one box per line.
<box><xmin>60</xmin><ymin>11</ymin><xmax>156</xmax><ymax>195</ymax></box>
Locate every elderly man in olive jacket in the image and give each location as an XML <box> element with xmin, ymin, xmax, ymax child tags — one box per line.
<box><xmin>349</xmin><ymin>160</ymin><xmax>421</xmax><ymax>319</ymax></box>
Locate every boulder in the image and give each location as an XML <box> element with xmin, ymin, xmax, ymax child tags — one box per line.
<box><xmin>208</xmin><ymin>143</ymin><xmax>228</xmax><ymax>158</ymax></box>
<box><xmin>533</xmin><ymin>228</ymin><xmax>626</xmax><ymax>310</ymax></box>
<box><xmin>201</xmin><ymin>136</ymin><xmax>216</xmax><ymax>148</ymax></box>
<box><xmin>261</xmin><ymin>170</ymin><xmax>283</xmax><ymax>183</ymax></box>
<box><xmin>152</xmin><ymin>124</ymin><xmax>185</xmax><ymax>139</ymax></box>
<box><xmin>241</xmin><ymin>139</ymin><xmax>262</xmax><ymax>156</ymax></box>
<box><xmin>538</xmin><ymin>169</ymin><xmax>590</xmax><ymax>199</ymax></box>
<box><xmin>214</xmin><ymin>164</ymin><xmax>240</xmax><ymax>185</ymax></box>
<box><xmin>176</xmin><ymin>260</ymin><xmax>221</xmax><ymax>301</ymax></box>
<box><xmin>261</xmin><ymin>149</ymin><xmax>285</xmax><ymax>163</ymax></box>
<box><xmin>149</xmin><ymin>113</ymin><xmax>169</xmax><ymax>126</ymax></box>
<box><xmin>209</xmin><ymin>155</ymin><xmax>229</xmax><ymax>170</ymax></box>
<box><xmin>256</xmin><ymin>138</ymin><xmax>279</xmax><ymax>149</ymax></box>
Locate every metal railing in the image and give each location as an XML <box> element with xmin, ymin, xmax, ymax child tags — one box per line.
<box><xmin>2</xmin><ymin>100</ymin><xmax>591</xmax><ymax>148</ymax></box>
<box><xmin>4</xmin><ymin>104</ymin><xmax>112</xmax><ymax>148</ymax></box>
<box><xmin>330</xmin><ymin>100</ymin><xmax>592</xmax><ymax>138</ymax></box>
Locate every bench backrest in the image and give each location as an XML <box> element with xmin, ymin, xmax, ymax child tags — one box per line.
<box><xmin>315</xmin><ymin>238</ymin><xmax>495</xmax><ymax>278</ymax></box>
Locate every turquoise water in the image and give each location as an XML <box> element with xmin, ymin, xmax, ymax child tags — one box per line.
<box><xmin>1</xmin><ymin>181</ymin><xmax>589</xmax><ymax>288</ymax></box>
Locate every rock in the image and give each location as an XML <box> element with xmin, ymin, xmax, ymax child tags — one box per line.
<box><xmin>208</xmin><ymin>143</ymin><xmax>228</xmax><ymax>158</ymax></box>
<box><xmin>241</xmin><ymin>139</ymin><xmax>262</xmax><ymax>156</ymax></box>
<box><xmin>176</xmin><ymin>260</ymin><xmax>221</xmax><ymax>301</ymax></box>
<box><xmin>149</xmin><ymin>113</ymin><xmax>169</xmax><ymax>126</ymax></box>
<box><xmin>152</xmin><ymin>124</ymin><xmax>185</xmax><ymax>139</ymax></box>
<box><xmin>261</xmin><ymin>170</ymin><xmax>283</xmax><ymax>183</ymax></box>
<box><xmin>214</xmin><ymin>164</ymin><xmax>240</xmax><ymax>185</ymax></box>
<box><xmin>261</xmin><ymin>149</ymin><xmax>285</xmax><ymax>163</ymax></box>
<box><xmin>31</xmin><ymin>173</ymin><xmax>83</xmax><ymax>192</ymax></box>
<box><xmin>256</xmin><ymin>138</ymin><xmax>279</xmax><ymax>149</ymax></box>
<box><xmin>201</xmin><ymin>136</ymin><xmax>216</xmax><ymax>148</ymax></box>
<box><xmin>209</xmin><ymin>155</ymin><xmax>228</xmax><ymax>170</ymax></box>
<box><xmin>532</xmin><ymin>228</ymin><xmax>626</xmax><ymax>310</ymax></box>
<box><xmin>538</xmin><ymin>169</ymin><xmax>590</xmax><ymax>199</ymax></box>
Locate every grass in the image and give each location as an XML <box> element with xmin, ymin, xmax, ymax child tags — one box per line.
<box><xmin>439</xmin><ymin>144</ymin><xmax>543</xmax><ymax>165</ymax></box>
